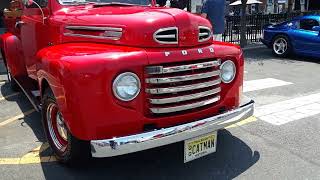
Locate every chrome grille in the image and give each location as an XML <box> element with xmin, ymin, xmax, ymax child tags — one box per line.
<box><xmin>145</xmin><ymin>59</ymin><xmax>221</xmax><ymax>115</ymax></box>
<box><xmin>153</xmin><ymin>27</ymin><xmax>178</xmax><ymax>44</ymax></box>
<box><xmin>199</xmin><ymin>26</ymin><xmax>212</xmax><ymax>42</ymax></box>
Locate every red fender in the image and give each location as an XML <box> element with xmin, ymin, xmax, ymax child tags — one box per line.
<box><xmin>0</xmin><ymin>33</ymin><xmax>28</xmax><ymax>77</ymax></box>
<box><xmin>36</xmin><ymin>43</ymin><xmax>148</xmax><ymax>140</ymax></box>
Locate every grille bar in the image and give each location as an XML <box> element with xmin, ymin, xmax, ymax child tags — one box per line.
<box><xmin>145</xmin><ymin>59</ymin><xmax>221</xmax><ymax>115</ymax></box>
<box><xmin>146</xmin><ymin>70</ymin><xmax>220</xmax><ymax>84</ymax></box>
<box><xmin>146</xmin><ymin>60</ymin><xmax>221</xmax><ymax>75</ymax></box>
<box><xmin>146</xmin><ymin>79</ymin><xmax>221</xmax><ymax>95</ymax></box>
<box><xmin>153</xmin><ymin>27</ymin><xmax>178</xmax><ymax>44</ymax></box>
<box><xmin>199</xmin><ymin>32</ymin><xmax>210</xmax><ymax>36</ymax></box>
<box><xmin>198</xmin><ymin>26</ymin><xmax>212</xmax><ymax>42</ymax></box>
<box><xmin>155</xmin><ymin>35</ymin><xmax>176</xmax><ymax>38</ymax></box>
<box><xmin>150</xmin><ymin>96</ymin><xmax>220</xmax><ymax>114</ymax></box>
<box><xmin>149</xmin><ymin>87</ymin><xmax>221</xmax><ymax>105</ymax></box>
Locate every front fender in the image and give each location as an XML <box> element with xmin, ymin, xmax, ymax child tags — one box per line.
<box><xmin>0</xmin><ymin>33</ymin><xmax>27</xmax><ymax>77</ymax></box>
<box><xmin>36</xmin><ymin>43</ymin><xmax>148</xmax><ymax>140</ymax></box>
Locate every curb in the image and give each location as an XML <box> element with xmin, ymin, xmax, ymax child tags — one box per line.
<box><xmin>242</xmin><ymin>44</ymin><xmax>266</xmax><ymax>51</ymax></box>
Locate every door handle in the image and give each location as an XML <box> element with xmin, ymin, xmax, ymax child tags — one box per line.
<box><xmin>15</xmin><ymin>20</ymin><xmax>26</xmax><ymax>29</ymax></box>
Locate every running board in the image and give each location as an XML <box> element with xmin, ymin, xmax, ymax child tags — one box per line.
<box><xmin>13</xmin><ymin>77</ymin><xmax>41</xmax><ymax>112</ymax></box>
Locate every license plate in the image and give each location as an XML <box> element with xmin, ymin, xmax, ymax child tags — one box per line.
<box><xmin>184</xmin><ymin>131</ymin><xmax>217</xmax><ymax>163</ymax></box>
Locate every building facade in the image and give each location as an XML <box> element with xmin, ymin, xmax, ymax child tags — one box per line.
<box><xmin>263</xmin><ymin>0</ymin><xmax>320</xmax><ymax>14</ymax></box>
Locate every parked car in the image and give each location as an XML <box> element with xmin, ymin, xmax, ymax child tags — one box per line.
<box><xmin>1</xmin><ymin>0</ymin><xmax>254</xmax><ymax>165</ymax></box>
<box><xmin>261</xmin><ymin>15</ymin><xmax>320</xmax><ymax>58</ymax></box>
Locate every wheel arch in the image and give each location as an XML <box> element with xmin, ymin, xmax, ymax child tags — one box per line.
<box><xmin>38</xmin><ymin>70</ymin><xmax>75</xmax><ymax>139</ymax></box>
<box><xmin>272</xmin><ymin>33</ymin><xmax>292</xmax><ymax>44</ymax></box>
<box><xmin>36</xmin><ymin>52</ymin><xmax>76</xmax><ymax>139</ymax></box>
<box><xmin>40</xmin><ymin>77</ymin><xmax>50</xmax><ymax>98</ymax></box>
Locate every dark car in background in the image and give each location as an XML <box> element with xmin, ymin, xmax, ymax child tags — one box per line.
<box><xmin>261</xmin><ymin>15</ymin><xmax>320</xmax><ymax>58</ymax></box>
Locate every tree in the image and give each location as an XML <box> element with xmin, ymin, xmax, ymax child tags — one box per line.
<box><xmin>240</xmin><ymin>0</ymin><xmax>248</xmax><ymax>47</ymax></box>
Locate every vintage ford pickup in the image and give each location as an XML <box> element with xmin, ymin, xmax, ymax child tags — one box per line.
<box><xmin>1</xmin><ymin>0</ymin><xmax>254</xmax><ymax>164</ymax></box>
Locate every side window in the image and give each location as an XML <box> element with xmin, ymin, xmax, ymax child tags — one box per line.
<box><xmin>299</xmin><ymin>19</ymin><xmax>319</xmax><ymax>31</ymax></box>
<box><xmin>25</xmin><ymin>0</ymin><xmax>48</xmax><ymax>8</ymax></box>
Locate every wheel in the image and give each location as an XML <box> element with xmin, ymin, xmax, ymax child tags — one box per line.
<box><xmin>272</xmin><ymin>35</ymin><xmax>291</xmax><ymax>58</ymax></box>
<box><xmin>42</xmin><ymin>88</ymin><xmax>91</xmax><ymax>165</ymax></box>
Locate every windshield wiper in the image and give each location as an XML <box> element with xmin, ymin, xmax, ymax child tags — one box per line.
<box><xmin>93</xmin><ymin>2</ymin><xmax>137</xmax><ymax>7</ymax></box>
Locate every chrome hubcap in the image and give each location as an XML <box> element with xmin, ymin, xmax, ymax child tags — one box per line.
<box><xmin>56</xmin><ymin>112</ymin><xmax>68</xmax><ymax>142</ymax></box>
<box><xmin>273</xmin><ymin>38</ymin><xmax>288</xmax><ymax>55</ymax></box>
<box><xmin>47</xmin><ymin>103</ymin><xmax>68</xmax><ymax>152</ymax></box>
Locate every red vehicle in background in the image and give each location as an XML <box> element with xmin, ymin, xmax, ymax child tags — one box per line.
<box><xmin>1</xmin><ymin>0</ymin><xmax>254</xmax><ymax>164</ymax></box>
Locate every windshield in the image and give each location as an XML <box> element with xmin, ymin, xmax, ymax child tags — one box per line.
<box><xmin>58</xmin><ymin>0</ymin><xmax>152</xmax><ymax>6</ymax></box>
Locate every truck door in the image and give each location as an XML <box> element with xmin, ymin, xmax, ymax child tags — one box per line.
<box><xmin>19</xmin><ymin>0</ymin><xmax>49</xmax><ymax>80</ymax></box>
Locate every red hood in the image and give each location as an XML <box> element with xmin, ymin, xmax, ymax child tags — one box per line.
<box><xmin>52</xmin><ymin>6</ymin><xmax>212</xmax><ymax>47</ymax></box>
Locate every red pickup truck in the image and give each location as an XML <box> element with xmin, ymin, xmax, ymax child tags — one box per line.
<box><xmin>1</xmin><ymin>0</ymin><xmax>254</xmax><ymax>164</ymax></box>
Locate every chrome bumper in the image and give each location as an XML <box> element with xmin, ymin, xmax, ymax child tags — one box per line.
<box><xmin>91</xmin><ymin>97</ymin><xmax>254</xmax><ymax>158</ymax></box>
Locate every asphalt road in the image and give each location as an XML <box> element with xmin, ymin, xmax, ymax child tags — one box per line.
<box><xmin>0</xmin><ymin>47</ymin><xmax>320</xmax><ymax>179</ymax></box>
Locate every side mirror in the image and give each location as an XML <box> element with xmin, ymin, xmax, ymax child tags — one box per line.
<box><xmin>9</xmin><ymin>0</ymin><xmax>23</xmax><ymax>10</ymax></box>
<box><xmin>312</xmin><ymin>26</ymin><xmax>320</xmax><ymax>32</ymax></box>
<box><xmin>4</xmin><ymin>0</ymin><xmax>23</xmax><ymax>18</ymax></box>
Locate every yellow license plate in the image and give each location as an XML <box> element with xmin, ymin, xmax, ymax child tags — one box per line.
<box><xmin>184</xmin><ymin>132</ymin><xmax>217</xmax><ymax>163</ymax></box>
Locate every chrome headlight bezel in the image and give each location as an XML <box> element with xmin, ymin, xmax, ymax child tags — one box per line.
<box><xmin>220</xmin><ymin>60</ymin><xmax>236</xmax><ymax>83</ymax></box>
<box><xmin>112</xmin><ymin>72</ymin><xmax>141</xmax><ymax>102</ymax></box>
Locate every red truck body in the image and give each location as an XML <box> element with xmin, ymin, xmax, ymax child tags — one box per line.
<box><xmin>1</xmin><ymin>0</ymin><xmax>254</xmax><ymax>163</ymax></box>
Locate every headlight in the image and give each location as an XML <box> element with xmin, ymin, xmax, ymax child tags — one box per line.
<box><xmin>220</xmin><ymin>60</ymin><xmax>236</xmax><ymax>83</ymax></box>
<box><xmin>113</xmin><ymin>72</ymin><xmax>141</xmax><ymax>101</ymax></box>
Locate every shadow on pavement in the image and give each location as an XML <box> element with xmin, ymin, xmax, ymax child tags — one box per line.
<box><xmin>41</xmin><ymin>130</ymin><xmax>260</xmax><ymax>180</ymax></box>
<box><xmin>0</xmin><ymin>58</ymin><xmax>45</xmax><ymax>145</ymax></box>
<box><xmin>0</xmin><ymin>82</ymin><xmax>46</xmax><ymax>144</ymax></box>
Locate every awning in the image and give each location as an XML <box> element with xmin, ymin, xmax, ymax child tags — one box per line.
<box><xmin>229</xmin><ymin>0</ymin><xmax>263</xmax><ymax>6</ymax></box>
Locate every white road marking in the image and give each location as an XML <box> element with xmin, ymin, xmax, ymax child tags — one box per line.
<box><xmin>255</xmin><ymin>93</ymin><xmax>320</xmax><ymax>125</ymax></box>
<box><xmin>0</xmin><ymin>109</ymin><xmax>36</xmax><ymax>128</ymax></box>
<box><xmin>244</xmin><ymin>78</ymin><xmax>293</xmax><ymax>92</ymax></box>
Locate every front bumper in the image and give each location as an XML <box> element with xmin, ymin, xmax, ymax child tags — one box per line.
<box><xmin>91</xmin><ymin>97</ymin><xmax>254</xmax><ymax>158</ymax></box>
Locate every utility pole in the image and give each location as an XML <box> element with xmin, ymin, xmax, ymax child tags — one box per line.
<box><xmin>288</xmin><ymin>0</ymin><xmax>293</xmax><ymax>12</ymax></box>
<box><xmin>240</xmin><ymin>0</ymin><xmax>248</xmax><ymax>47</ymax></box>
<box><xmin>274</xmin><ymin>0</ymin><xmax>278</xmax><ymax>13</ymax></box>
